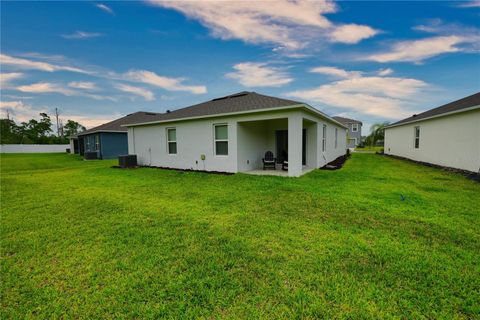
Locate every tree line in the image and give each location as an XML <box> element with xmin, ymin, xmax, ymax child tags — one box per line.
<box><xmin>361</xmin><ymin>122</ymin><xmax>390</xmax><ymax>147</ymax></box>
<box><xmin>0</xmin><ymin>113</ymin><xmax>86</xmax><ymax>144</ymax></box>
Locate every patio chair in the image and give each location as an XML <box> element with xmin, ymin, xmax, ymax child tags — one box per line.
<box><xmin>262</xmin><ymin>151</ymin><xmax>276</xmax><ymax>170</ymax></box>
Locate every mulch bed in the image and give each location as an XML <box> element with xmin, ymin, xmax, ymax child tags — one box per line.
<box><xmin>111</xmin><ymin>165</ymin><xmax>233</xmax><ymax>175</ymax></box>
<box><xmin>320</xmin><ymin>153</ymin><xmax>350</xmax><ymax>170</ymax></box>
<box><xmin>380</xmin><ymin>153</ymin><xmax>479</xmax><ymax>182</ymax></box>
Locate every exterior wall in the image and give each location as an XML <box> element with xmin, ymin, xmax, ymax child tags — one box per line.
<box><xmin>237</xmin><ymin>121</ymin><xmax>270</xmax><ymax>172</ymax></box>
<box><xmin>128</xmin><ymin>114</ymin><xmax>240</xmax><ymax>172</ymax></box>
<box><xmin>346</xmin><ymin>122</ymin><xmax>362</xmax><ymax>148</ymax></box>
<box><xmin>81</xmin><ymin>132</ymin><xmax>128</xmax><ymax>159</ymax></box>
<box><xmin>302</xmin><ymin>112</ymin><xmax>347</xmax><ymax>168</ymax></box>
<box><xmin>384</xmin><ymin>109</ymin><xmax>480</xmax><ymax>172</ymax></box>
<box><xmin>128</xmin><ymin>109</ymin><xmax>347</xmax><ymax>176</ymax></box>
<box><xmin>100</xmin><ymin>132</ymin><xmax>128</xmax><ymax>159</ymax></box>
<box><xmin>69</xmin><ymin>139</ymin><xmax>75</xmax><ymax>154</ymax></box>
<box><xmin>82</xmin><ymin>134</ymin><xmax>100</xmax><ymax>158</ymax></box>
<box><xmin>0</xmin><ymin>144</ymin><xmax>69</xmax><ymax>153</ymax></box>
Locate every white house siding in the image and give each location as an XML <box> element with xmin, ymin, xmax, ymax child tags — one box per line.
<box><xmin>128</xmin><ymin>108</ymin><xmax>347</xmax><ymax>176</ymax></box>
<box><xmin>69</xmin><ymin>139</ymin><xmax>75</xmax><ymax>154</ymax></box>
<box><xmin>384</xmin><ymin>109</ymin><xmax>480</xmax><ymax>172</ymax></box>
<box><xmin>237</xmin><ymin>120</ymin><xmax>271</xmax><ymax>172</ymax></box>
<box><xmin>301</xmin><ymin>112</ymin><xmax>347</xmax><ymax>168</ymax></box>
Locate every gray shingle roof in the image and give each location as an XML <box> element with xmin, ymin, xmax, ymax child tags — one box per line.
<box><xmin>124</xmin><ymin>91</ymin><xmax>304</xmax><ymax>126</ymax></box>
<box><xmin>388</xmin><ymin>92</ymin><xmax>480</xmax><ymax>127</ymax></box>
<box><xmin>332</xmin><ymin>116</ymin><xmax>362</xmax><ymax>125</ymax></box>
<box><xmin>78</xmin><ymin>111</ymin><xmax>163</xmax><ymax>136</ymax></box>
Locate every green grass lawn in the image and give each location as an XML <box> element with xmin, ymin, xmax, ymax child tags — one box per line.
<box><xmin>355</xmin><ymin>146</ymin><xmax>384</xmax><ymax>152</ymax></box>
<box><xmin>1</xmin><ymin>153</ymin><xmax>479</xmax><ymax>319</ymax></box>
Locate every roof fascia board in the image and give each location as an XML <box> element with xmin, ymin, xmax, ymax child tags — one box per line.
<box><xmin>77</xmin><ymin>130</ymin><xmax>127</xmax><ymax>136</ymax></box>
<box><xmin>123</xmin><ymin>104</ymin><xmax>347</xmax><ymax>129</ymax></box>
<box><xmin>386</xmin><ymin>105</ymin><xmax>480</xmax><ymax>129</ymax></box>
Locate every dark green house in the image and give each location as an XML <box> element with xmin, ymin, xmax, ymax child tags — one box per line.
<box><xmin>77</xmin><ymin>111</ymin><xmax>161</xmax><ymax>159</ymax></box>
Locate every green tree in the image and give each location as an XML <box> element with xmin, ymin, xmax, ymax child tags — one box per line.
<box><xmin>37</xmin><ymin>113</ymin><xmax>53</xmax><ymax>138</ymax></box>
<box><xmin>16</xmin><ymin>113</ymin><xmax>53</xmax><ymax>144</ymax></box>
<box><xmin>0</xmin><ymin>119</ymin><xmax>21</xmax><ymax>144</ymax></box>
<box><xmin>366</xmin><ymin>122</ymin><xmax>390</xmax><ymax>147</ymax></box>
<box><xmin>63</xmin><ymin>120</ymin><xmax>86</xmax><ymax>137</ymax></box>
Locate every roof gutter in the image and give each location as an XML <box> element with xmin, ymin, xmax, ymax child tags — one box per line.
<box><xmin>77</xmin><ymin>130</ymin><xmax>127</xmax><ymax>136</ymax></box>
<box><xmin>385</xmin><ymin>104</ymin><xmax>480</xmax><ymax>129</ymax></box>
<box><xmin>122</xmin><ymin>104</ymin><xmax>348</xmax><ymax>129</ymax></box>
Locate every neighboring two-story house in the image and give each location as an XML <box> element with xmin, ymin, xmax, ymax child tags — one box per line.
<box><xmin>332</xmin><ymin>116</ymin><xmax>362</xmax><ymax>149</ymax></box>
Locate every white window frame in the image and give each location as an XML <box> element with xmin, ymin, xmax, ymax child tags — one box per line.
<box><xmin>166</xmin><ymin>127</ymin><xmax>177</xmax><ymax>155</ymax></box>
<box><xmin>213</xmin><ymin>123</ymin><xmax>228</xmax><ymax>156</ymax></box>
<box><xmin>86</xmin><ymin>138</ymin><xmax>90</xmax><ymax>150</ymax></box>
<box><xmin>95</xmin><ymin>135</ymin><xmax>100</xmax><ymax>151</ymax></box>
<box><xmin>322</xmin><ymin>124</ymin><xmax>327</xmax><ymax>152</ymax></box>
<box><xmin>351</xmin><ymin>123</ymin><xmax>359</xmax><ymax>132</ymax></box>
<box><xmin>335</xmin><ymin>127</ymin><xmax>338</xmax><ymax>149</ymax></box>
<box><xmin>414</xmin><ymin>126</ymin><xmax>420</xmax><ymax>149</ymax></box>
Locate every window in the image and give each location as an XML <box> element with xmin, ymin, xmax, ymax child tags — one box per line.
<box><xmin>414</xmin><ymin>126</ymin><xmax>420</xmax><ymax>149</ymax></box>
<box><xmin>322</xmin><ymin>124</ymin><xmax>327</xmax><ymax>152</ymax></box>
<box><xmin>214</xmin><ymin>124</ymin><xmax>228</xmax><ymax>156</ymax></box>
<box><xmin>352</xmin><ymin>123</ymin><xmax>359</xmax><ymax>132</ymax></box>
<box><xmin>167</xmin><ymin>128</ymin><xmax>177</xmax><ymax>154</ymax></box>
<box><xmin>95</xmin><ymin>135</ymin><xmax>100</xmax><ymax>151</ymax></box>
<box><xmin>335</xmin><ymin>128</ymin><xmax>338</xmax><ymax>149</ymax></box>
<box><xmin>86</xmin><ymin>138</ymin><xmax>90</xmax><ymax>150</ymax></box>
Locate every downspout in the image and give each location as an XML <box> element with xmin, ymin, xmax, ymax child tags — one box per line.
<box><xmin>132</xmin><ymin>127</ymin><xmax>136</xmax><ymax>154</ymax></box>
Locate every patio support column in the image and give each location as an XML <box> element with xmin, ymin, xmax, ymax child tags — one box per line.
<box><xmin>288</xmin><ymin>113</ymin><xmax>303</xmax><ymax>177</ymax></box>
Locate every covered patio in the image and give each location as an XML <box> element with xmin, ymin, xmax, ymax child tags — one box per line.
<box><xmin>244</xmin><ymin>166</ymin><xmax>315</xmax><ymax>177</ymax></box>
<box><xmin>236</xmin><ymin>114</ymin><xmax>318</xmax><ymax>177</ymax></box>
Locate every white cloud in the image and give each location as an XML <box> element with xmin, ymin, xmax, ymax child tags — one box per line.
<box><xmin>2</xmin><ymin>94</ymin><xmax>33</xmax><ymax>100</ymax></box>
<box><xmin>287</xmin><ymin>69</ymin><xmax>428</xmax><ymax>119</ymax></box>
<box><xmin>310</xmin><ymin>66</ymin><xmax>362</xmax><ymax>79</ymax></box>
<box><xmin>16</xmin><ymin>82</ymin><xmax>116</xmax><ymax>101</ymax></box>
<box><xmin>96</xmin><ymin>3</ymin><xmax>114</xmax><ymax>14</ymax></box>
<box><xmin>115</xmin><ymin>83</ymin><xmax>155</xmax><ymax>101</ymax></box>
<box><xmin>0</xmin><ymin>100</ymin><xmax>119</xmax><ymax>128</ymax></box>
<box><xmin>329</xmin><ymin>24</ymin><xmax>379</xmax><ymax>44</ymax></box>
<box><xmin>365</xmin><ymin>35</ymin><xmax>476</xmax><ymax>63</ymax></box>
<box><xmin>0</xmin><ymin>53</ymin><xmax>89</xmax><ymax>74</ymax></box>
<box><xmin>17</xmin><ymin>82</ymin><xmax>76</xmax><ymax>96</ymax></box>
<box><xmin>377</xmin><ymin>68</ymin><xmax>394</xmax><ymax>76</ymax></box>
<box><xmin>226</xmin><ymin>62</ymin><xmax>293</xmax><ymax>87</ymax></box>
<box><xmin>68</xmin><ymin>81</ymin><xmax>98</xmax><ymax>90</ymax></box>
<box><xmin>1</xmin><ymin>72</ymin><xmax>23</xmax><ymax>87</ymax></box>
<box><xmin>147</xmin><ymin>0</ymin><xmax>377</xmax><ymax>50</ymax></box>
<box><xmin>0</xmin><ymin>100</ymin><xmax>29</xmax><ymax>110</ymax></box>
<box><xmin>0</xmin><ymin>100</ymin><xmax>46</xmax><ymax>122</ymax></box>
<box><xmin>61</xmin><ymin>31</ymin><xmax>104</xmax><ymax>40</ymax></box>
<box><xmin>17</xmin><ymin>52</ymin><xmax>69</xmax><ymax>63</ymax></box>
<box><xmin>123</xmin><ymin>69</ymin><xmax>206</xmax><ymax>94</ymax></box>
<box><xmin>67</xmin><ymin>114</ymin><xmax>124</xmax><ymax>129</ymax></box>
<box><xmin>457</xmin><ymin>0</ymin><xmax>480</xmax><ymax>8</ymax></box>
<box><xmin>2</xmin><ymin>53</ymin><xmax>207</xmax><ymax>96</ymax></box>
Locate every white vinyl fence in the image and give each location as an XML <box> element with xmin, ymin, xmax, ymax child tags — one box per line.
<box><xmin>0</xmin><ymin>144</ymin><xmax>69</xmax><ymax>153</ymax></box>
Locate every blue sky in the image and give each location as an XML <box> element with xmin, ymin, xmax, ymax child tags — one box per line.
<box><xmin>1</xmin><ymin>1</ymin><xmax>479</xmax><ymax>133</ymax></box>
